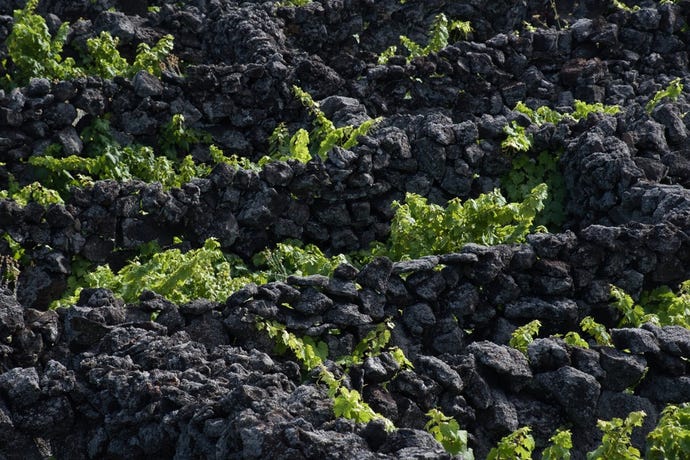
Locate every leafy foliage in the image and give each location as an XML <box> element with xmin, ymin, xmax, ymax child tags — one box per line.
<box><xmin>514</xmin><ymin>100</ymin><xmax>620</xmax><ymax>126</ymax></box>
<box><xmin>277</xmin><ymin>0</ymin><xmax>312</xmax><ymax>6</ymax></box>
<box><xmin>646</xmin><ymin>403</ymin><xmax>690</xmax><ymax>460</ymax></box>
<box><xmin>580</xmin><ymin>316</ymin><xmax>613</xmax><ymax>347</ymax></box>
<box><xmin>572</xmin><ymin>100</ymin><xmax>621</xmax><ymax>119</ymax></box>
<box><xmin>487</xmin><ymin>426</ymin><xmax>535</xmax><ymax>460</ymax></box>
<box><xmin>159</xmin><ymin>114</ymin><xmax>212</xmax><ymax>159</ymax></box>
<box><xmin>338</xmin><ymin>320</ymin><xmax>394</xmax><ymax>367</ymax></box>
<box><xmin>287</xmin><ymin>86</ymin><xmax>381</xmax><ymax>161</ymax></box>
<box><xmin>376</xmin><ymin>183</ymin><xmax>547</xmax><ymax>260</ymax></box>
<box><xmin>514</xmin><ymin>101</ymin><xmax>563</xmax><ymax>125</ymax></box>
<box><xmin>0</xmin><ymin>178</ymin><xmax>63</xmax><ymax>207</ymax></box>
<box><xmin>256</xmin><ymin>319</ymin><xmax>395</xmax><ymax>431</ymax></box>
<box><xmin>609</xmin><ymin>285</ymin><xmax>659</xmax><ymax>327</ymax></box>
<box><xmin>502</xmin><ymin>150</ymin><xmax>566</xmax><ymax>228</ymax></box>
<box><xmin>83</xmin><ymin>31</ymin><xmax>129</xmax><ymax>79</ymax></box>
<box><xmin>379</xmin><ymin>13</ymin><xmax>472</xmax><ymax>64</ymax></box>
<box><xmin>509</xmin><ymin>319</ymin><xmax>542</xmax><ymax>354</ymax></box>
<box><xmin>131</xmin><ymin>34</ymin><xmax>175</xmax><ymax>77</ymax></box>
<box><xmin>3</xmin><ymin>0</ymin><xmax>175</xmax><ymax>87</ymax></box>
<box><xmin>610</xmin><ymin>283</ymin><xmax>690</xmax><ymax>329</ymax></box>
<box><xmin>318</xmin><ymin>368</ymin><xmax>395</xmax><ymax>431</ymax></box>
<box><xmin>646</xmin><ymin>78</ymin><xmax>683</xmax><ymax>113</ymax></box>
<box><xmin>267</xmin><ymin>123</ymin><xmax>312</xmax><ymax>164</ymax></box>
<box><xmin>502</xmin><ymin>121</ymin><xmax>532</xmax><ymax>152</ymax></box>
<box><xmin>640</xmin><ymin>282</ymin><xmax>690</xmax><ymax>329</ymax></box>
<box><xmin>257</xmin><ymin>320</ymin><xmax>328</xmax><ymax>371</ymax></box>
<box><xmin>612</xmin><ymin>0</ymin><xmax>640</xmax><ymax>13</ymax></box>
<box><xmin>0</xmin><ymin>234</ymin><xmax>24</xmax><ymax>292</ymax></box>
<box><xmin>425</xmin><ymin>408</ymin><xmax>474</xmax><ymax>458</ymax></box>
<box><xmin>502</xmin><ymin>100</ymin><xmax>618</xmax><ymax>228</ymax></box>
<box><xmin>54</xmin><ymin>238</ymin><xmax>264</xmax><ymax>308</ymax></box>
<box><xmin>334</xmin><ymin>321</ymin><xmax>413</xmax><ymax>373</ymax></box>
<box><xmin>4</xmin><ymin>0</ymin><xmax>78</xmax><ymax>86</ymax></box>
<box><xmin>27</xmin><ymin>116</ymin><xmax>228</xmax><ymax>198</ymax></box>
<box><xmin>587</xmin><ymin>411</ymin><xmax>645</xmax><ymax>460</ymax></box>
<box><xmin>252</xmin><ymin>240</ymin><xmax>349</xmax><ymax>281</ymax></box>
<box><xmin>542</xmin><ymin>428</ymin><xmax>573</xmax><ymax>460</ymax></box>
<box><xmin>562</xmin><ymin>331</ymin><xmax>590</xmax><ymax>349</ymax></box>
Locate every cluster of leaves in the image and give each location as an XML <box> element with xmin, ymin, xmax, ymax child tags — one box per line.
<box><xmin>252</xmin><ymin>239</ymin><xmax>350</xmax><ymax>281</ymax></box>
<box><xmin>269</xmin><ymin>86</ymin><xmax>381</xmax><ymax>163</ymax></box>
<box><xmin>502</xmin><ymin>150</ymin><xmax>566</xmax><ymax>228</ymax></box>
<box><xmin>501</xmin><ymin>121</ymin><xmax>532</xmax><ymax>152</ymax></box>
<box><xmin>501</xmin><ymin>100</ymin><xmax>620</xmax><ymax>229</ymax></box>
<box><xmin>372</xmin><ymin>183</ymin><xmax>547</xmax><ymax>260</ymax></box>
<box><xmin>256</xmin><ymin>318</ymin><xmax>396</xmax><ymax>432</ymax></box>
<box><xmin>54</xmin><ymin>238</ymin><xmax>265</xmax><ymax>308</ymax></box>
<box><xmin>318</xmin><ymin>367</ymin><xmax>396</xmax><ymax>431</ymax></box>
<box><xmin>509</xmin><ymin>319</ymin><xmax>542</xmax><ymax>354</ymax></box>
<box><xmin>612</xmin><ymin>283</ymin><xmax>690</xmax><ymax>329</ymax></box>
<box><xmin>542</xmin><ymin>429</ymin><xmax>574</xmax><ymax>460</ymax></box>
<box><xmin>646</xmin><ymin>403</ymin><xmax>690</xmax><ymax>459</ymax></box>
<box><xmin>54</xmin><ymin>236</ymin><xmax>355</xmax><ymax>308</ymax></box>
<box><xmin>612</xmin><ymin>0</ymin><xmax>640</xmax><ymax>12</ymax></box>
<box><xmin>159</xmin><ymin>114</ymin><xmax>212</xmax><ymax>160</ymax></box>
<box><xmin>336</xmin><ymin>320</ymin><xmax>413</xmax><ymax>371</ymax></box>
<box><xmin>3</xmin><ymin>0</ymin><xmax>76</xmax><ymax>86</ymax></box>
<box><xmin>257</xmin><ymin>319</ymin><xmax>328</xmax><ymax>371</ymax></box>
<box><xmin>588</xmin><ymin>411</ymin><xmax>645</xmax><ymax>459</ymax></box>
<box><xmin>496</xmin><ymin>406</ymin><xmax>688</xmax><ymax>460</ymax></box>
<box><xmin>514</xmin><ymin>100</ymin><xmax>621</xmax><ymax>126</ymax></box>
<box><xmin>3</xmin><ymin>0</ymin><xmax>174</xmax><ymax>87</ymax></box>
<box><xmin>0</xmin><ymin>177</ymin><xmax>63</xmax><ymax>207</ymax></box>
<box><xmin>26</xmin><ymin>116</ymin><xmax>229</xmax><ymax>199</ymax></box>
<box><xmin>610</xmin><ymin>285</ymin><xmax>660</xmax><ymax>327</ymax></box>
<box><xmin>84</xmin><ymin>31</ymin><xmax>175</xmax><ymax>79</ymax></box>
<box><xmin>503</xmin><ymin>100</ymin><xmax>620</xmax><ymax>153</ymax></box>
<box><xmin>510</xmin><ymin>319</ymin><xmax>591</xmax><ymax>354</ymax></box>
<box><xmin>646</xmin><ymin>78</ymin><xmax>684</xmax><ymax>114</ymax></box>
<box><xmin>277</xmin><ymin>0</ymin><xmax>312</xmax><ymax>6</ymax></box>
<box><xmin>488</xmin><ymin>427</ymin><xmax>535</xmax><ymax>459</ymax></box>
<box><xmin>0</xmin><ymin>234</ymin><xmax>25</xmax><ymax>292</ymax></box>
<box><xmin>379</xmin><ymin>13</ymin><xmax>472</xmax><ymax>64</ymax></box>
<box><xmin>580</xmin><ymin>316</ymin><xmax>614</xmax><ymax>347</ymax></box>
<box><xmin>559</xmin><ymin>330</ymin><xmax>591</xmax><ymax>349</ymax></box>
<box><xmin>425</xmin><ymin>409</ymin><xmax>474</xmax><ymax>458</ymax></box>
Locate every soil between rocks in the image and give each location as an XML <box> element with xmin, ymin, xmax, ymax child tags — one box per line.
<box><xmin>2</xmin><ymin>0</ymin><xmax>690</xmax><ymax>458</ymax></box>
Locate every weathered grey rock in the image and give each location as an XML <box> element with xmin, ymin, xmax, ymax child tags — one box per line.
<box><xmin>132</xmin><ymin>71</ymin><xmax>164</xmax><ymax>98</ymax></box>
<box><xmin>402</xmin><ymin>303</ymin><xmax>436</xmax><ymax>336</ymax></box>
<box><xmin>535</xmin><ymin>366</ymin><xmax>601</xmax><ymax>427</ymax></box>
<box><xmin>357</xmin><ymin>257</ymin><xmax>393</xmax><ymax>294</ymax></box>
<box><xmin>646</xmin><ymin>324</ymin><xmax>690</xmax><ymax>358</ymax></box>
<box><xmin>0</xmin><ymin>367</ymin><xmax>41</xmax><ymax>407</ymax></box>
<box><xmin>0</xmin><ymin>290</ymin><xmax>24</xmax><ymax>342</ymax></box>
<box><xmin>416</xmin><ymin>355</ymin><xmax>463</xmax><ymax>393</ymax></box>
<box><xmin>611</xmin><ymin>328</ymin><xmax>660</xmax><ymax>354</ymax></box>
<box><xmin>466</xmin><ymin>341</ymin><xmax>532</xmax><ymax>392</ymax></box>
<box><xmin>599</xmin><ymin>348</ymin><xmax>647</xmax><ymax>392</ymax></box>
<box><xmin>527</xmin><ymin>338</ymin><xmax>571</xmax><ymax>372</ymax></box>
<box><xmin>323</xmin><ymin>303</ymin><xmax>371</xmax><ymax>326</ymax></box>
<box><xmin>504</xmin><ymin>298</ymin><xmax>578</xmax><ymax>331</ymax></box>
<box><xmin>294</xmin><ymin>287</ymin><xmax>333</xmax><ymax>315</ymax></box>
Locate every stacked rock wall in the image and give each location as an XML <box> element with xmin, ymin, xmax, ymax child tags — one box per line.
<box><xmin>3</xmin><ymin>0</ymin><xmax>690</xmax><ymax>459</ymax></box>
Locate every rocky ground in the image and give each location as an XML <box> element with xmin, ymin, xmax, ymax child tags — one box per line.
<box><xmin>2</xmin><ymin>0</ymin><xmax>690</xmax><ymax>458</ymax></box>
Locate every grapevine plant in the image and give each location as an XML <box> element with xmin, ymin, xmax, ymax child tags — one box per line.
<box><xmin>378</xmin><ymin>13</ymin><xmax>472</xmax><ymax>64</ymax></box>
<box><xmin>502</xmin><ymin>100</ymin><xmax>620</xmax><ymax>228</ymax></box>
<box><xmin>3</xmin><ymin>0</ymin><xmax>175</xmax><ymax>88</ymax></box>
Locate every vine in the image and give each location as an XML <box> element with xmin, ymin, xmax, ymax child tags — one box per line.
<box><xmin>378</xmin><ymin>13</ymin><xmax>472</xmax><ymax>64</ymax></box>
<box><xmin>371</xmin><ymin>183</ymin><xmax>547</xmax><ymax>260</ymax></box>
